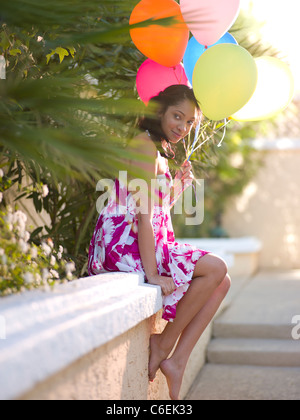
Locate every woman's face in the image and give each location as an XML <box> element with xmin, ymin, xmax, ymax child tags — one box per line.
<box><xmin>160</xmin><ymin>99</ymin><xmax>198</xmax><ymax>144</ymax></box>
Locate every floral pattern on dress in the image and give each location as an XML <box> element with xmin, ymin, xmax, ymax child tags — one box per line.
<box><xmin>88</xmin><ymin>166</ymin><xmax>209</xmax><ymax>322</ymax></box>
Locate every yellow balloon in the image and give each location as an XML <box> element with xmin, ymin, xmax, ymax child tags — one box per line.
<box><xmin>232</xmin><ymin>57</ymin><xmax>295</xmax><ymax>122</ymax></box>
<box><xmin>192</xmin><ymin>44</ymin><xmax>258</xmax><ymax>121</ymax></box>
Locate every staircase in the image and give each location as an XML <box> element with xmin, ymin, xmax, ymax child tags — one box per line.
<box><xmin>186</xmin><ymin>271</ymin><xmax>300</xmax><ymax>400</ymax></box>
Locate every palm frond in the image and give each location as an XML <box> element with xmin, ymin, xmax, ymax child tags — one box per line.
<box><xmin>0</xmin><ymin>0</ymin><xmax>279</xmax><ymax>276</ymax></box>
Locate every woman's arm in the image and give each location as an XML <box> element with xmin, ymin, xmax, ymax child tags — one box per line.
<box><xmin>138</xmin><ymin>214</ymin><xmax>175</xmax><ymax>296</ymax></box>
<box><xmin>130</xmin><ymin>134</ymin><xmax>176</xmax><ymax>296</ymax></box>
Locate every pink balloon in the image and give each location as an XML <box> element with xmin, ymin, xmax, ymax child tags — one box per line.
<box><xmin>136</xmin><ymin>59</ymin><xmax>189</xmax><ymax>105</ymax></box>
<box><xmin>180</xmin><ymin>0</ymin><xmax>240</xmax><ymax>46</ymax></box>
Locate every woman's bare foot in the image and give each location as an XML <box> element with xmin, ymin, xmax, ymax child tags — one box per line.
<box><xmin>149</xmin><ymin>334</ymin><xmax>171</xmax><ymax>382</ymax></box>
<box><xmin>160</xmin><ymin>358</ymin><xmax>185</xmax><ymax>400</ymax></box>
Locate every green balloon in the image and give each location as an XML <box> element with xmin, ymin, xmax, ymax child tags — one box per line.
<box><xmin>192</xmin><ymin>44</ymin><xmax>258</xmax><ymax>121</ymax></box>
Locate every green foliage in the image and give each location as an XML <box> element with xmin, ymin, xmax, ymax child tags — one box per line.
<box><xmin>0</xmin><ymin>206</ymin><xmax>76</xmax><ymax>296</ymax></box>
<box><xmin>0</xmin><ymin>0</ymin><xmax>144</xmax><ymax>283</ymax></box>
<box><xmin>0</xmin><ymin>1</ymin><xmax>279</xmax><ymax>294</ymax></box>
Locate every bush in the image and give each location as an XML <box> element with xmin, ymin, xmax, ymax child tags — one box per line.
<box><xmin>0</xmin><ymin>203</ymin><xmax>76</xmax><ymax>296</ymax></box>
<box><xmin>0</xmin><ymin>1</ymin><xmax>281</xmax><ymax>292</ymax></box>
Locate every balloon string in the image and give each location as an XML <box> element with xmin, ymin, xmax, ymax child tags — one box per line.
<box><xmin>187</xmin><ymin>119</ymin><xmax>229</xmax><ymax>160</ymax></box>
<box><xmin>173</xmin><ymin>66</ymin><xmax>183</xmax><ymax>84</ymax></box>
<box><xmin>186</xmin><ymin>122</ymin><xmax>201</xmax><ymax>162</ymax></box>
<box><xmin>178</xmin><ymin>118</ymin><xmax>228</xmax><ymax>207</ymax></box>
<box><xmin>217</xmin><ymin>119</ymin><xmax>228</xmax><ymax>148</ymax></box>
<box><xmin>177</xmin><ymin>121</ymin><xmax>229</xmax><ymax>207</ymax></box>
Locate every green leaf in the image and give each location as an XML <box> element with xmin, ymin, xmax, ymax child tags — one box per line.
<box><xmin>30</xmin><ymin>226</ymin><xmax>43</xmax><ymax>239</ymax></box>
<box><xmin>55</xmin><ymin>47</ymin><xmax>69</xmax><ymax>63</ymax></box>
<box><xmin>68</xmin><ymin>46</ymin><xmax>76</xmax><ymax>58</ymax></box>
<box><xmin>9</xmin><ymin>48</ymin><xmax>22</xmax><ymax>56</ymax></box>
<box><xmin>46</xmin><ymin>47</ymin><xmax>69</xmax><ymax>64</ymax></box>
<box><xmin>0</xmin><ymin>32</ymin><xmax>10</xmax><ymax>51</ymax></box>
<box><xmin>46</xmin><ymin>50</ymin><xmax>55</xmax><ymax>64</ymax></box>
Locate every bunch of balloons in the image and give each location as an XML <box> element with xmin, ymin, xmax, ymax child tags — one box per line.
<box><xmin>130</xmin><ymin>0</ymin><xmax>294</xmax><ymax>122</ymax></box>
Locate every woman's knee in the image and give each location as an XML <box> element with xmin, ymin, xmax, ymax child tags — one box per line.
<box><xmin>210</xmin><ymin>256</ymin><xmax>228</xmax><ymax>287</ymax></box>
<box><xmin>218</xmin><ymin>256</ymin><xmax>228</xmax><ymax>275</ymax></box>
<box><xmin>193</xmin><ymin>254</ymin><xmax>228</xmax><ymax>286</ymax></box>
<box><xmin>221</xmin><ymin>274</ymin><xmax>232</xmax><ymax>294</ymax></box>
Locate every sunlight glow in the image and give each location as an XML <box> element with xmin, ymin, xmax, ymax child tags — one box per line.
<box><xmin>240</xmin><ymin>0</ymin><xmax>300</xmax><ymax>95</ymax></box>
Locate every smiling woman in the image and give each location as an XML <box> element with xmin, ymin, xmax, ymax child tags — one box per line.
<box><xmin>88</xmin><ymin>84</ymin><xmax>231</xmax><ymax>400</ymax></box>
<box><xmin>160</xmin><ymin>103</ymin><xmax>197</xmax><ymax>143</ymax></box>
<box><xmin>139</xmin><ymin>85</ymin><xmax>201</xmax><ymax>159</ymax></box>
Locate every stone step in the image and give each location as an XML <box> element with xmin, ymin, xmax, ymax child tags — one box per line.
<box><xmin>186</xmin><ymin>272</ymin><xmax>300</xmax><ymax>400</ymax></box>
<box><xmin>186</xmin><ymin>364</ymin><xmax>300</xmax><ymax>400</ymax></box>
<box><xmin>213</xmin><ymin>321</ymin><xmax>294</xmax><ymax>340</ymax></box>
<box><xmin>212</xmin><ymin>271</ymin><xmax>300</xmax><ymax>340</ymax></box>
<box><xmin>207</xmin><ymin>338</ymin><xmax>300</xmax><ymax>367</ymax></box>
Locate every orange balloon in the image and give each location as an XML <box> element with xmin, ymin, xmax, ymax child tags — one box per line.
<box><xmin>130</xmin><ymin>0</ymin><xmax>189</xmax><ymax>67</ymax></box>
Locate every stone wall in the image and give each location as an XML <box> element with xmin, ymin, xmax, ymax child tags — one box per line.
<box><xmin>223</xmin><ymin>139</ymin><xmax>300</xmax><ymax>270</ymax></box>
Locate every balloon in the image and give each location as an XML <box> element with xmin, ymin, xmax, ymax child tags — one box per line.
<box><xmin>192</xmin><ymin>44</ymin><xmax>258</xmax><ymax>121</ymax></box>
<box><xmin>136</xmin><ymin>59</ymin><xmax>189</xmax><ymax>105</ymax></box>
<box><xmin>232</xmin><ymin>57</ymin><xmax>295</xmax><ymax>121</ymax></box>
<box><xmin>130</xmin><ymin>0</ymin><xmax>189</xmax><ymax>67</ymax></box>
<box><xmin>180</xmin><ymin>0</ymin><xmax>240</xmax><ymax>47</ymax></box>
<box><xmin>183</xmin><ymin>33</ymin><xmax>238</xmax><ymax>85</ymax></box>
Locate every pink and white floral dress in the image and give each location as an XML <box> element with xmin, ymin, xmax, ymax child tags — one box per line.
<box><xmin>88</xmin><ymin>163</ymin><xmax>209</xmax><ymax>322</ymax></box>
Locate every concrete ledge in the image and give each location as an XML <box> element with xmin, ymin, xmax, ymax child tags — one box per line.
<box><xmin>177</xmin><ymin>237</ymin><xmax>262</xmax><ymax>277</ymax></box>
<box><xmin>0</xmin><ymin>273</ymin><xmax>163</xmax><ymax>400</ymax></box>
<box><xmin>1</xmin><ymin>238</ymin><xmax>255</xmax><ymax>400</ymax></box>
<box><xmin>250</xmin><ymin>138</ymin><xmax>300</xmax><ymax>151</ymax></box>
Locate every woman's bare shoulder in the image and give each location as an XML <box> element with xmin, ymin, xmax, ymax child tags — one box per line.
<box><xmin>129</xmin><ymin>132</ymin><xmax>157</xmax><ymax>157</ymax></box>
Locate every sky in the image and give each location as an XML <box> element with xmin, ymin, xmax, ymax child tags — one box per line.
<box><xmin>240</xmin><ymin>0</ymin><xmax>300</xmax><ymax>95</ymax></box>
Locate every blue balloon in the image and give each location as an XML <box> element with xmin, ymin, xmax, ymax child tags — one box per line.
<box><xmin>183</xmin><ymin>32</ymin><xmax>238</xmax><ymax>86</ymax></box>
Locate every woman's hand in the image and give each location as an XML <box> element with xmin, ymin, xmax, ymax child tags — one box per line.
<box><xmin>172</xmin><ymin>161</ymin><xmax>194</xmax><ymax>206</ymax></box>
<box><xmin>174</xmin><ymin>161</ymin><xmax>194</xmax><ymax>188</ymax></box>
<box><xmin>148</xmin><ymin>274</ymin><xmax>176</xmax><ymax>296</ymax></box>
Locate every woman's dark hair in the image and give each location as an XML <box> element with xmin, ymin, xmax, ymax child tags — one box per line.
<box><xmin>139</xmin><ymin>85</ymin><xmax>201</xmax><ymax>160</ymax></box>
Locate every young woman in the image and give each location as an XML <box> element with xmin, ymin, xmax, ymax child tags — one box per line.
<box><xmin>88</xmin><ymin>85</ymin><xmax>231</xmax><ymax>400</ymax></box>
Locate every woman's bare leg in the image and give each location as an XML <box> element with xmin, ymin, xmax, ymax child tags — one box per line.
<box><xmin>160</xmin><ymin>274</ymin><xmax>231</xmax><ymax>400</ymax></box>
<box><xmin>149</xmin><ymin>254</ymin><xmax>228</xmax><ymax>381</ymax></box>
